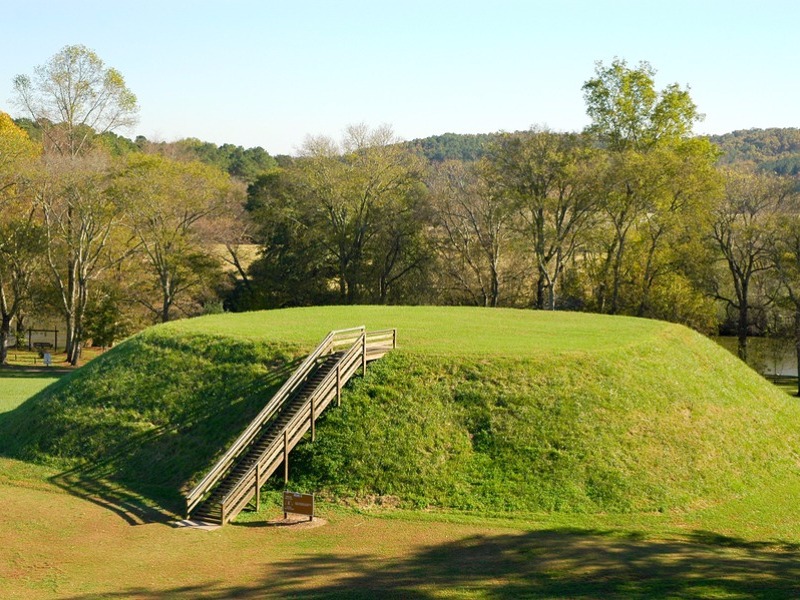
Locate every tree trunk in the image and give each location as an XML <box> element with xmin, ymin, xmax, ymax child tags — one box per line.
<box><xmin>66</xmin><ymin>327</ymin><xmax>79</xmax><ymax>364</ymax></box>
<box><xmin>161</xmin><ymin>276</ymin><xmax>173</xmax><ymax>323</ymax></box>
<box><xmin>534</xmin><ymin>216</ymin><xmax>547</xmax><ymax>309</ymax></box>
<box><xmin>737</xmin><ymin>297</ymin><xmax>749</xmax><ymax>363</ymax></box>
<box><xmin>795</xmin><ymin>306</ymin><xmax>800</xmax><ymax>397</ymax></box>
<box><xmin>379</xmin><ymin>273</ymin><xmax>388</xmax><ymax>304</ymax></box>
<box><xmin>489</xmin><ymin>260</ymin><xmax>499</xmax><ymax>308</ymax></box>
<box><xmin>595</xmin><ymin>241</ymin><xmax>617</xmax><ymax>313</ymax></box>
<box><xmin>16</xmin><ymin>312</ymin><xmax>26</xmax><ymax>345</ymax></box>
<box><xmin>609</xmin><ymin>237</ymin><xmax>626</xmax><ymax>315</ymax></box>
<box><xmin>162</xmin><ymin>299</ymin><xmax>172</xmax><ymax>323</ymax></box>
<box><xmin>0</xmin><ymin>313</ymin><xmax>10</xmax><ymax>365</ymax></box>
<box><xmin>534</xmin><ymin>269</ymin><xmax>546</xmax><ymax>310</ymax></box>
<box><xmin>547</xmin><ymin>261</ymin><xmax>562</xmax><ymax>311</ymax></box>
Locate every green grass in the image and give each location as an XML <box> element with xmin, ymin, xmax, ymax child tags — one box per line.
<box><xmin>0</xmin><ymin>371</ymin><xmax>63</xmax><ymax>414</ymax></box>
<box><xmin>169</xmin><ymin>305</ymin><xmax>666</xmax><ymax>356</ymax></box>
<box><xmin>288</xmin><ymin>324</ymin><xmax>800</xmax><ymax>514</ymax></box>
<box><xmin>2</xmin><ymin>306</ymin><xmax>799</xmax><ymax>521</ymax></box>
<box><xmin>0</xmin><ymin>330</ymin><xmax>308</xmax><ymax>513</ymax></box>
<box><xmin>3</xmin><ymin>321</ymin><xmax>800</xmax><ymax>600</ymax></box>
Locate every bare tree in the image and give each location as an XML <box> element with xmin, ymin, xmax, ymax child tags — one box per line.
<box><xmin>13</xmin><ymin>44</ymin><xmax>138</xmax><ymax>158</ymax></box>
<box><xmin>33</xmin><ymin>153</ymin><xmax>127</xmax><ymax>364</ymax></box>
<box><xmin>430</xmin><ymin>161</ymin><xmax>517</xmax><ymax>307</ymax></box>
<box><xmin>711</xmin><ymin>168</ymin><xmax>791</xmax><ymax>361</ymax></box>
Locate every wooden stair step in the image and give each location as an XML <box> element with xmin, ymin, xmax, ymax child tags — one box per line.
<box><xmin>189</xmin><ymin>339</ymin><xmax>393</xmax><ymax>523</ymax></box>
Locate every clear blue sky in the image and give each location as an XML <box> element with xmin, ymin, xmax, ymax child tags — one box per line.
<box><xmin>3</xmin><ymin>0</ymin><xmax>798</xmax><ymax>155</ymax></box>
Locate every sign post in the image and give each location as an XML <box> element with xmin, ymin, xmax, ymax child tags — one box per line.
<box><xmin>283</xmin><ymin>491</ymin><xmax>314</xmax><ymax>522</ymax></box>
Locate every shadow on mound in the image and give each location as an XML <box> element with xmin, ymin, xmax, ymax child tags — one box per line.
<box><xmin>58</xmin><ymin>527</ymin><xmax>800</xmax><ymax>598</ymax></box>
<box><xmin>47</xmin><ymin>421</ymin><xmax>193</xmax><ymax>525</ymax></box>
<box><xmin>48</xmin><ymin>365</ymin><xmax>299</xmax><ymax>523</ymax></box>
<box><xmin>0</xmin><ymin>331</ymin><xmax>304</xmax><ymax>524</ymax></box>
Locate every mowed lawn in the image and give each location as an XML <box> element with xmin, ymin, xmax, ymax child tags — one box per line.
<box><xmin>0</xmin><ymin>370</ymin><xmax>64</xmax><ymax>413</ymax></box>
<box><xmin>169</xmin><ymin>305</ymin><xmax>667</xmax><ymax>357</ymax></box>
<box><xmin>2</xmin><ymin>369</ymin><xmax>800</xmax><ymax>598</ymax></box>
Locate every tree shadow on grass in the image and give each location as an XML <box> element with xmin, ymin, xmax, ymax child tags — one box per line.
<box><xmin>48</xmin><ymin>423</ymin><xmax>183</xmax><ymax>526</ymax></box>
<box><xmin>0</xmin><ymin>365</ymin><xmax>72</xmax><ymax>377</ymax></box>
<box><xmin>45</xmin><ymin>367</ymin><xmax>299</xmax><ymax>525</ymax></box>
<box><xmin>59</xmin><ymin>527</ymin><xmax>800</xmax><ymax>599</ymax></box>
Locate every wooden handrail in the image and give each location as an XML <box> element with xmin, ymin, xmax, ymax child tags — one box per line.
<box><xmin>219</xmin><ymin>331</ymin><xmax>368</xmax><ymax>512</ymax></box>
<box><xmin>216</xmin><ymin>328</ymin><xmax>397</xmax><ymax>523</ymax></box>
<box><xmin>185</xmin><ymin>326</ymin><xmax>366</xmax><ymax>515</ymax></box>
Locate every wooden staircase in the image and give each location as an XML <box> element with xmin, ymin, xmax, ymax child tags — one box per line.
<box><xmin>185</xmin><ymin>327</ymin><xmax>395</xmax><ymax>526</ymax></box>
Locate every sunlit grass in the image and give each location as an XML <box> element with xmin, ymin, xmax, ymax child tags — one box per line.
<box><xmin>166</xmin><ymin>305</ymin><xmax>666</xmax><ymax>357</ymax></box>
<box><xmin>0</xmin><ymin>374</ymin><xmax>63</xmax><ymax>414</ymax></box>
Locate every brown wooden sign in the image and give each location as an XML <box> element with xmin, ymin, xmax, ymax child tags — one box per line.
<box><xmin>283</xmin><ymin>491</ymin><xmax>314</xmax><ymax>521</ymax></box>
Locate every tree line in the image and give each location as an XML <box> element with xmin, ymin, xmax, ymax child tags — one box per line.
<box><xmin>0</xmin><ymin>46</ymin><xmax>249</xmax><ymax>365</ymax></box>
<box><xmin>233</xmin><ymin>59</ymin><xmax>800</xmax><ymax>384</ymax></box>
<box><xmin>2</xmin><ymin>47</ymin><xmax>800</xmax><ymax>387</ymax></box>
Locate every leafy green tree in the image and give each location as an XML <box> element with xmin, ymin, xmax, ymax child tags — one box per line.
<box><xmin>582</xmin><ymin>58</ymin><xmax>700</xmax><ymax>152</ymax></box>
<box><xmin>83</xmin><ymin>283</ymin><xmax>134</xmax><ymax>348</ymax></box>
<box><xmin>144</xmin><ymin>138</ymin><xmax>278</xmax><ymax>184</ymax></box>
<box><xmin>294</xmin><ymin>124</ymin><xmax>426</xmax><ymax>303</ymax></box>
<box><xmin>710</xmin><ymin>128</ymin><xmax>800</xmax><ymax>166</ymax></box>
<box><xmin>483</xmin><ymin>129</ymin><xmax>598</xmax><ymax>309</ymax></box>
<box><xmin>236</xmin><ymin>169</ymin><xmax>336</xmax><ymax>309</ymax></box>
<box><xmin>113</xmin><ymin>154</ymin><xmax>241</xmax><ymax>322</ymax></box>
<box><xmin>625</xmin><ymin>139</ymin><xmax>721</xmax><ymax>317</ymax></box>
<box><xmin>582</xmin><ymin>58</ymin><xmax>709</xmax><ymax>315</ymax></box>
<box><xmin>0</xmin><ymin>113</ymin><xmax>42</xmax><ymax>364</ymax></box>
<box><xmin>368</xmin><ymin>183</ymin><xmax>433</xmax><ymax>304</ymax></box>
<box><xmin>406</xmin><ymin>132</ymin><xmax>497</xmax><ymax>162</ymax></box>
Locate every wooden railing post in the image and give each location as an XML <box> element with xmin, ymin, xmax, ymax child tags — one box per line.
<box><xmin>392</xmin><ymin>328</ymin><xmax>397</xmax><ymax>349</ymax></box>
<box><xmin>284</xmin><ymin>429</ymin><xmax>289</xmax><ymax>484</ymax></box>
<box><xmin>255</xmin><ymin>468</ymin><xmax>261</xmax><ymax>512</ymax></box>
<box><xmin>362</xmin><ymin>332</ymin><xmax>367</xmax><ymax>376</ymax></box>
<box><xmin>336</xmin><ymin>363</ymin><xmax>342</xmax><ymax>407</ymax></box>
<box><xmin>311</xmin><ymin>395</ymin><xmax>316</xmax><ymax>442</ymax></box>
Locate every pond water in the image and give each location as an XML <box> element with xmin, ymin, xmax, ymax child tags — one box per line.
<box><xmin>713</xmin><ymin>336</ymin><xmax>798</xmax><ymax>377</ymax></box>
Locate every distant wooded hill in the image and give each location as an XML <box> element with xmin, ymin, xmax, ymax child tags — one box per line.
<box><xmin>407</xmin><ymin>128</ymin><xmax>800</xmax><ymax>172</ymax></box>
<box><xmin>17</xmin><ymin>115</ymin><xmax>800</xmax><ymax>175</ymax></box>
<box><xmin>404</xmin><ymin>132</ymin><xmax>499</xmax><ymax>162</ymax></box>
<box><xmin>708</xmin><ymin>128</ymin><xmax>800</xmax><ymax>174</ymax></box>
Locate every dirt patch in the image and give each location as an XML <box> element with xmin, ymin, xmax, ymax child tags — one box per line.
<box><xmin>263</xmin><ymin>515</ymin><xmax>328</xmax><ymax>529</ymax></box>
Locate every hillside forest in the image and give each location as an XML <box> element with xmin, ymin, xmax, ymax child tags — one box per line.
<box><xmin>2</xmin><ymin>46</ymin><xmax>800</xmax><ymax>369</ymax></box>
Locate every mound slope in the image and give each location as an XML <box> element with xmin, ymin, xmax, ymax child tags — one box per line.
<box><xmin>2</xmin><ymin>306</ymin><xmax>798</xmax><ymax>515</ymax></box>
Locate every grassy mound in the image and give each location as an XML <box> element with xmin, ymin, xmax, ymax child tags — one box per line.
<box><xmin>2</xmin><ymin>306</ymin><xmax>799</xmax><ymax>515</ymax></box>
<box><xmin>0</xmin><ymin>329</ymin><xmax>304</xmax><ymax>508</ymax></box>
